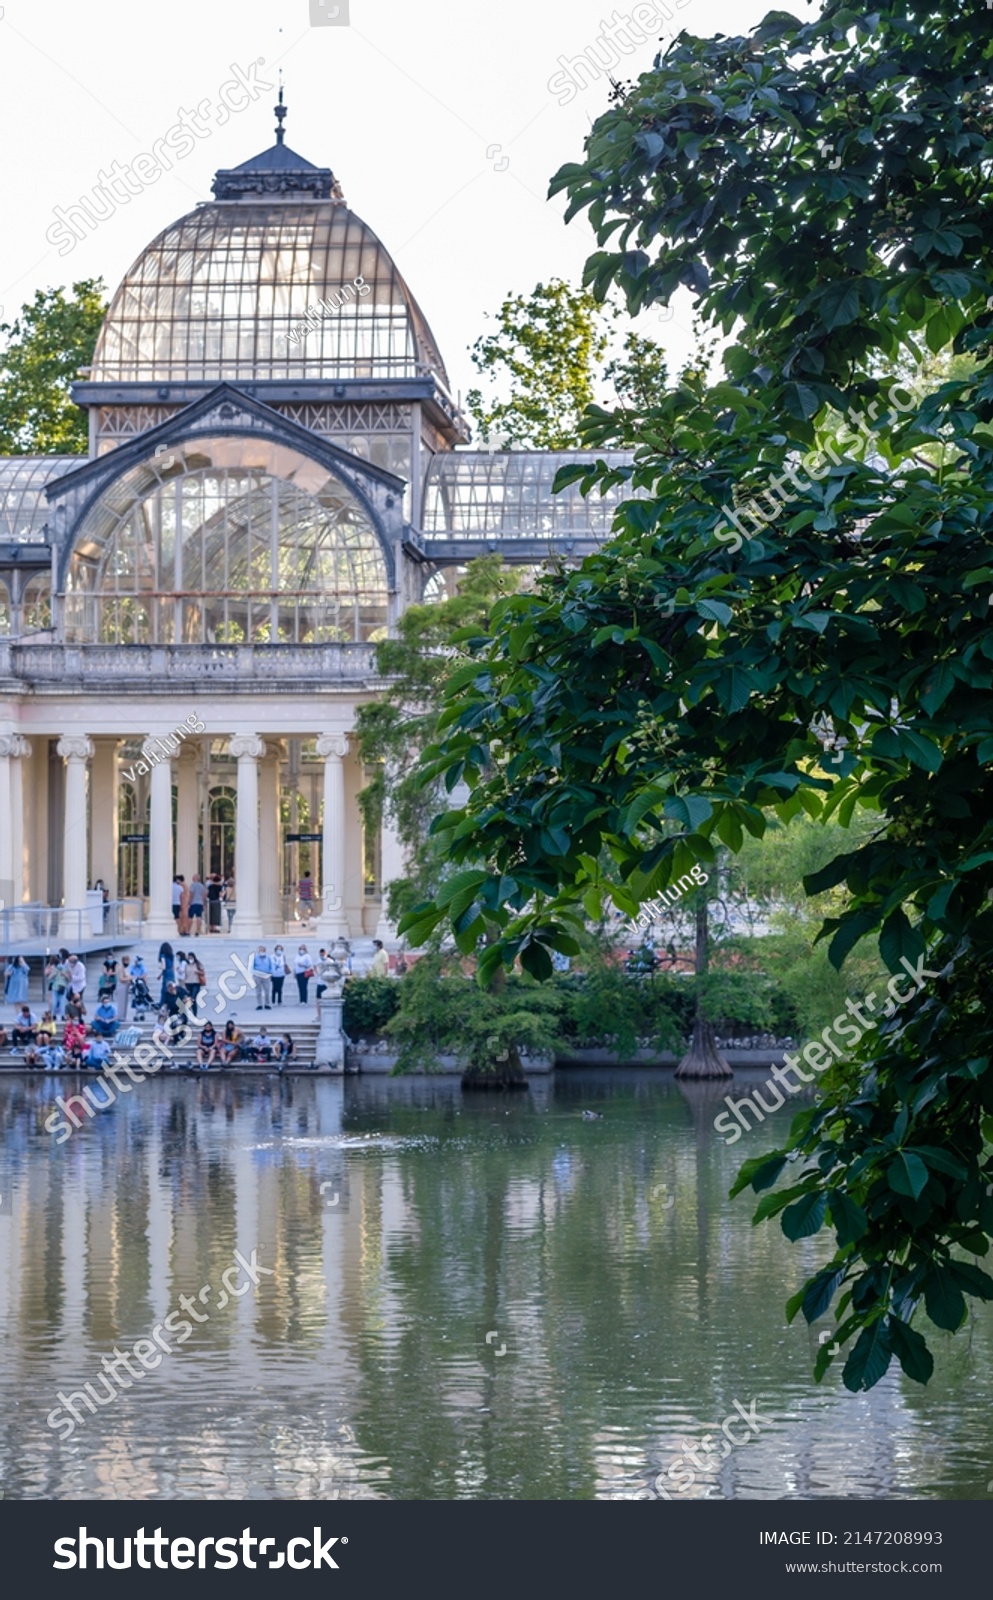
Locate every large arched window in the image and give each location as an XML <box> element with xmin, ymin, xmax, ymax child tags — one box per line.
<box><xmin>64</xmin><ymin>437</ymin><xmax>390</xmax><ymax>644</ymax></box>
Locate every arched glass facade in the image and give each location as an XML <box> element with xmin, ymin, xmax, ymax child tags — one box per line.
<box><xmin>64</xmin><ymin>437</ymin><xmax>390</xmax><ymax>645</ymax></box>
<box><xmin>0</xmin><ymin>457</ymin><xmax>78</xmax><ymax>541</ymax></box>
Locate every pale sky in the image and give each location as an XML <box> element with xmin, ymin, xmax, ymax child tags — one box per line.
<box><xmin>0</xmin><ymin>0</ymin><xmax>797</xmax><ymax>405</ymax></box>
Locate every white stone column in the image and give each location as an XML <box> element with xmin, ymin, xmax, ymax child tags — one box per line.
<box><xmin>10</xmin><ymin>736</ymin><xmax>32</xmax><ymax>937</ymax></box>
<box><xmin>90</xmin><ymin>738</ymin><xmax>120</xmax><ymax>899</ymax></box>
<box><xmin>0</xmin><ymin>736</ymin><xmax>16</xmax><ymax>913</ymax></box>
<box><xmin>316</xmin><ymin>733</ymin><xmax>351</xmax><ymax>940</ymax></box>
<box><xmin>144</xmin><ymin>739</ymin><xmax>175</xmax><ymax>940</ymax></box>
<box><xmin>176</xmin><ymin>743</ymin><xmax>200</xmax><ymax>881</ymax></box>
<box><xmin>57</xmin><ymin>735</ymin><xmax>94</xmax><ymax>942</ymax></box>
<box><xmin>374</xmin><ymin>806</ymin><xmax>407</xmax><ymax>945</ymax></box>
<box><xmin>259</xmin><ymin>740</ymin><xmax>283</xmax><ymax>937</ymax></box>
<box><xmin>229</xmin><ymin>735</ymin><xmax>266</xmax><ymax>940</ymax></box>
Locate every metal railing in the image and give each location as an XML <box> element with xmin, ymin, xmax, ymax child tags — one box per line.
<box><xmin>4</xmin><ymin>642</ymin><xmax>380</xmax><ymax>684</ymax></box>
<box><xmin>0</xmin><ymin>899</ymin><xmax>145</xmax><ymax>948</ymax></box>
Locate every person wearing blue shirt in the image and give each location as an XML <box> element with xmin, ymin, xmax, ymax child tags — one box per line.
<box><xmin>92</xmin><ymin>999</ymin><xmax>120</xmax><ymax>1038</ymax></box>
<box><xmin>252</xmin><ymin>945</ymin><xmax>273</xmax><ymax>1009</ymax></box>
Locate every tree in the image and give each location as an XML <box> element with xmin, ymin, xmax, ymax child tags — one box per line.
<box><xmin>402</xmin><ymin>0</ymin><xmax>993</xmax><ymax>1388</ymax></box>
<box><xmin>0</xmin><ymin>281</ymin><xmax>106</xmax><ymax>453</ymax></box>
<box><xmin>466</xmin><ymin>279</ymin><xmax>609</xmax><ymax>449</ymax></box>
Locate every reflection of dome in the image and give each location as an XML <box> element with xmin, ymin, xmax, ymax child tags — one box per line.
<box><xmin>91</xmin><ymin>123</ymin><xmax>447</xmax><ymax>387</ymax></box>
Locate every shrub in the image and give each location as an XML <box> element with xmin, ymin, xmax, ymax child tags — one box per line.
<box><xmin>342</xmin><ymin>975</ymin><xmax>400</xmax><ymax>1036</ymax></box>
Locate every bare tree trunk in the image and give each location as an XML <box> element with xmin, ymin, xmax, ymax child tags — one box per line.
<box><xmin>675</xmin><ymin>896</ymin><xmax>731</xmax><ymax>1080</ymax></box>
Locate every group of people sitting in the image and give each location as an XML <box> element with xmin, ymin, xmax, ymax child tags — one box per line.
<box><xmin>0</xmin><ymin>1000</ymin><xmax>114</xmax><ymax>1071</ymax></box>
<box><xmin>188</xmin><ymin>1021</ymin><xmax>296</xmax><ymax>1070</ymax></box>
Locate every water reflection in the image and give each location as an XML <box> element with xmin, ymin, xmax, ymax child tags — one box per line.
<box><xmin>0</xmin><ymin>1071</ymin><xmax>989</xmax><ymax>1500</ymax></box>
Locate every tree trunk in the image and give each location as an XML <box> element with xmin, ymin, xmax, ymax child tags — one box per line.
<box><xmin>675</xmin><ymin>893</ymin><xmax>732</xmax><ymax>1079</ymax></box>
<box><xmin>675</xmin><ymin>1013</ymin><xmax>732</xmax><ymax>1079</ymax></box>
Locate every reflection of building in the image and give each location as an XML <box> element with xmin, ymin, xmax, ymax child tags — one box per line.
<box><xmin>0</xmin><ymin>96</ymin><xmax>631</xmax><ymax>940</ymax></box>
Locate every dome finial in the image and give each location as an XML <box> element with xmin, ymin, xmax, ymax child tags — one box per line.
<box><xmin>275</xmin><ymin>74</ymin><xmax>287</xmax><ymax>145</ymax></box>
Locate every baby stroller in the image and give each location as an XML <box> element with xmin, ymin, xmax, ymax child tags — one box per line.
<box><xmin>130</xmin><ymin>973</ymin><xmax>154</xmax><ymax>1019</ymax></box>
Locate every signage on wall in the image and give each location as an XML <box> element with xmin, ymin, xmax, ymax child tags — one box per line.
<box><xmin>285</xmin><ymin>833</ymin><xmax>323</xmax><ymax>843</ymax></box>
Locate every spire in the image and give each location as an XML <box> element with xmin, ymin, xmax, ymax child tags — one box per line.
<box><xmin>275</xmin><ymin>75</ymin><xmax>287</xmax><ymax>146</ymax></box>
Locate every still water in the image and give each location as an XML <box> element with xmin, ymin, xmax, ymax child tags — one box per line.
<box><xmin>0</xmin><ymin>1070</ymin><xmax>990</xmax><ymax>1501</ymax></box>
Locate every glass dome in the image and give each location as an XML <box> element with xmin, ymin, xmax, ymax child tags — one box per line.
<box><xmin>0</xmin><ymin>457</ymin><xmax>78</xmax><ymax>542</ymax></box>
<box><xmin>90</xmin><ymin>201</ymin><xmax>448</xmax><ymax>386</ymax></box>
<box><xmin>64</xmin><ymin>436</ymin><xmax>389</xmax><ymax>645</ymax></box>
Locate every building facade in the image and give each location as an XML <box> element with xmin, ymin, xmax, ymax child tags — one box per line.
<box><xmin>0</xmin><ymin>102</ymin><xmax>631</xmax><ymax>944</ymax></box>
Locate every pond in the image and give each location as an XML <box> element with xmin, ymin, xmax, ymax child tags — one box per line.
<box><xmin>0</xmin><ymin>1070</ymin><xmax>990</xmax><ymax>1500</ymax></box>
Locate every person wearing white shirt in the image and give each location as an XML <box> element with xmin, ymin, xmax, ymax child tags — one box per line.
<box><xmin>67</xmin><ymin>956</ymin><xmax>86</xmax><ymax>1001</ymax></box>
<box><xmin>293</xmin><ymin>947</ymin><xmax>313</xmax><ymax>1004</ymax></box>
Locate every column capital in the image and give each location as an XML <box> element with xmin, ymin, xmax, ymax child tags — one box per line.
<box><xmin>229</xmin><ymin>734</ymin><xmax>267</xmax><ymax>761</ymax></box>
<box><xmin>316</xmin><ymin>733</ymin><xmax>350</xmax><ymax>762</ymax></box>
<box><xmin>57</xmin><ymin>735</ymin><xmax>95</xmax><ymax>763</ymax></box>
<box><xmin>11</xmin><ymin>734</ymin><xmax>31</xmax><ymax>760</ymax></box>
<box><xmin>142</xmin><ymin>736</ymin><xmax>175</xmax><ymax>765</ymax></box>
<box><xmin>261</xmin><ymin>738</ymin><xmax>285</xmax><ymax>763</ymax></box>
<box><xmin>177</xmin><ymin>740</ymin><xmax>200</xmax><ymax>765</ymax></box>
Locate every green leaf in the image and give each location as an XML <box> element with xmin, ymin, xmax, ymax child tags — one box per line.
<box><xmin>923</xmin><ymin>1264</ymin><xmax>967</xmax><ymax>1331</ymax></box>
<box><xmin>842</xmin><ymin>1321</ymin><xmax>892</xmax><ymax>1392</ymax></box>
<box><xmin>819</xmin><ymin>280</ymin><xmax>861</xmax><ymax>330</ymax></box>
<box><xmin>781</xmin><ymin>1190</ymin><xmax>827</xmax><ymax>1241</ymax></box>
<box><xmin>827</xmin><ymin>1190</ymin><xmax>868</xmax><ymax>1246</ymax></box>
<box><xmin>888</xmin><ymin>1150</ymin><xmax>930</xmax><ymax>1200</ymax></box>
<box><xmin>887</xmin><ymin>1318</ymin><xmax>934</xmax><ymax>1386</ymax></box>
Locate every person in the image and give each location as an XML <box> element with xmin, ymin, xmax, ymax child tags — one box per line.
<box><xmin>219</xmin><ymin>1019</ymin><xmax>242</xmax><ymax>1065</ymax></box>
<box><xmin>252</xmin><ymin>946</ymin><xmax>273</xmax><ymax>1009</ymax></box>
<box><xmin>97</xmin><ymin>958</ymin><xmax>118</xmax><ymax>1005</ymax></box>
<box><xmin>174</xmin><ymin>950</ymin><xmax>188</xmax><ymax>999</ymax></box>
<box><xmin>64</xmin><ymin>1014</ymin><xmax>87</xmax><ymax>1065</ymax></box>
<box><xmin>293</xmin><ymin>945</ymin><xmax>313</xmax><ymax>1004</ymax></box>
<box><xmin>171</xmin><ymin>875</ymin><xmax>184</xmax><ymax>928</ymax></box>
<box><xmin>26</xmin><ymin>1037</ymin><xmax>64</xmax><ymax>1071</ymax></box>
<box><xmin>395</xmin><ymin>952</ymin><xmax>408</xmax><ymax>977</ymax></box>
<box><xmin>271</xmin><ymin>945</ymin><xmax>287</xmax><ymax>1006</ymax></box>
<box><xmin>151</xmin><ymin>1008</ymin><xmax>174</xmax><ymax>1049</ymax></box>
<box><xmin>206</xmin><ymin>872</ymin><xmax>224</xmax><ymax>933</ymax></box>
<box><xmin>184</xmin><ymin>951</ymin><xmax>205</xmax><ymax>1014</ymax></box>
<box><xmin>0</xmin><ymin>1022</ymin><xmax>8</xmax><ymax>1050</ymax></box>
<box><xmin>157</xmin><ymin>941</ymin><xmax>175</xmax><ymax>1007</ymax></box>
<box><xmin>179</xmin><ymin>876</ymin><xmax>192</xmax><ymax>938</ymax></box>
<box><xmin>249</xmin><ymin>1026</ymin><xmax>273</xmax><ymax>1062</ymax></box>
<box><xmin>223</xmin><ymin>875</ymin><xmax>236</xmax><ymax>932</ymax></box>
<box><xmin>189</xmin><ymin>874</ymin><xmax>206</xmax><ymax>936</ymax></box>
<box><xmin>196</xmin><ymin>1020</ymin><xmax>220</xmax><ymax>1070</ymax></box>
<box><xmin>67</xmin><ymin>954</ymin><xmax>87</xmax><ymax>1002</ymax></box>
<box><xmin>118</xmin><ymin>956</ymin><xmax>133</xmax><ymax>1023</ymax></box>
<box><xmin>10</xmin><ymin>1005</ymin><xmax>38</xmax><ymax>1047</ymax></box>
<box><xmin>162</xmin><ymin>982</ymin><xmax>182</xmax><ymax>1018</ymax></box>
<box><xmin>275</xmin><ymin>1033</ymin><xmax>295</xmax><ymax>1067</ymax></box>
<box><xmin>297</xmin><ymin>873</ymin><xmax>315</xmax><ymax>924</ymax></box>
<box><xmin>86</xmin><ymin>1033</ymin><xmax>112</xmax><ymax>1071</ymax></box>
<box><xmin>315</xmin><ymin>950</ymin><xmax>341</xmax><ymax>1011</ymax></box>
<box><xmin>35</xmin><ymin>1010</ymin><xmax>57</xmax><ymax>1043</ymax></box>
<box><xmin>369</xmin><ymin>939</ymin><xmax>390</xmax><ymax>979</ymax></box>
<box><xmin>5</xmin><ymin>955</ymin><xmax>29</xmax><ymax>1004</ymax></box>
<box><xmin>47</xmin><ymin>952</ymin><xmax>71</xmax><ymax>1019</ymax></box>
<box><xmin>92</xmin><ymin>997</ymin><xmax>119</xmax><ymax>1038</ymax></box>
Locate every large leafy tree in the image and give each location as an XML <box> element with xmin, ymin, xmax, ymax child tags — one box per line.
<box><xmin>0</xmin><ymin>281</ymin><xmax>106</xmax><ymax>454</ymax></box>
<box><xmin>403</xmin><ymin>0</ymin><xmax>993</xmax><ymax>1388</ymax></box>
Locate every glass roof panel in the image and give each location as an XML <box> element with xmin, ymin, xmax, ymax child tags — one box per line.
<box><xmin>421</xmin><ymin>450</ymin><xmax>640</xmax><ymax>539</ymax></box>
<box><xmin>90</xmin><ymin>203</ymin><xmax>448</xmax><ymax>386</ymax></box>
<box><xmin>0</xmin><ymin>457</ymin><xmax>78</xmax><ymax>542</ymax></box>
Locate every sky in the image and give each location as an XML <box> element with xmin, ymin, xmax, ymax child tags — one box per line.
<box><xmin>0</xmin><ymin>0</ymin><xmax>798</xmax><ymax>405</ymax></box>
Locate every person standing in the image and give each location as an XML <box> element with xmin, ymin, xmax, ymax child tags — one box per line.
<box><xmin>293</xmin><ymin>946</ymin><xmax>313</xmax><ymax>1004</ymax></box>
<box><xmin>179</xmin><ymin>877</ymin><xmax>192</xmax><ymax>938</ymax></box>
<box><xmin>184</xmin><ymin>951</ymin><xmax>205</xmax><ymax>1015</ymax></box>
<box><xmin>157</xmin><ymin>941</ymin><xmax>175</xmax><ymax>1007</ymax></box>
<box><xmin>174</xmin><ymin>950</ymin><xmax>188</xmax><ymax>1000</ymax></box>
<box><xmin>118</xmin><ymin>956</ymin><xmax>133</xmax><ymax>1023</ymax></box>
<box><xmin>223</xmin><ymin>875</ymin><xmax>236</xmax><ymax>932</ymax></box>
<box><xmin>297</xmin><ymin>873</ymin><xmax>315</xmax><ymax>925</ymax></box>
<box><xmin>5</xmin><ymin>955</ymin><xmax>30</xmax><ymax>1004</ymax></box>
<box><xmin>47</xmin><ymin>952</ymin><xmax>71</xmax><ymax>1020</ymax></box>
<box><xmin>369</xmin><ymin>940</ymin><xmax>390</xmax><ymax>979</ymax></box>
<box><xmin>271</xmin><ymin>945</ymin><xmax>287</xmax><ymax>1006</ymax></box>
<box><xmin>206</xmin><ymin>873</ymin><xmax>223</xmax><ymax>933</ymax></box>
<box><xmin>67</xmin><ymin>954</ymin><xmax>87</xmax><ymax>1004</ymax></box>
<box><xmin>189</xmin><ymin>874</ymin><xmax>205</xmax><ymax>937</ymax></box>
<box><xmin>252</xmin><ymin>946</ymin><xmax>273</xmax><ymax>1009</ymax></box>
<box><xmin>171</xmin><ymin>876</ymin><xmax>184</xmax><ymax>929</ymax></box>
